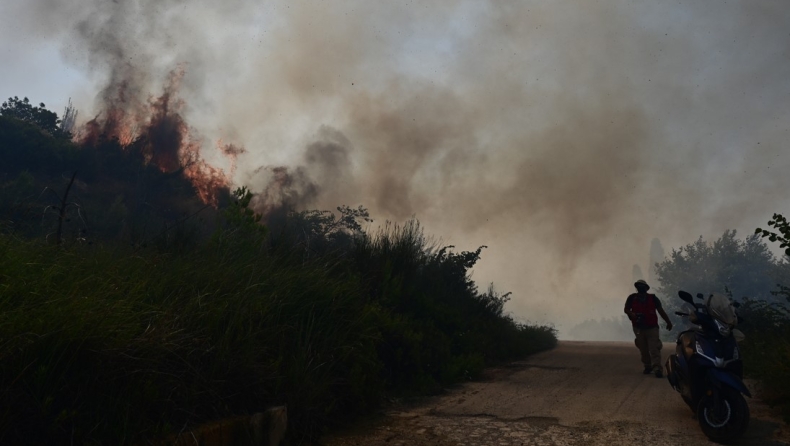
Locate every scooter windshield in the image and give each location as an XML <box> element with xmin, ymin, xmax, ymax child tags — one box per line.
<box><xmin>707</xmin><ymin>293</ymin><xmax>737</xmax><ymax>326</ymax></box>
<box><xmin>681</xmin><ymin>303</ymin><xmax>699</xmax><ymax>323</ymax></box>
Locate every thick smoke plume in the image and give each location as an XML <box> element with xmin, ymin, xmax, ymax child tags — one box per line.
<box><xmin>6</xmin><ymin>0</ymin><xmax>790</xmax><ymax>335</ymax></box>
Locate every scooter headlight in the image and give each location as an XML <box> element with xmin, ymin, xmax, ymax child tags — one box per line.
<box><xmin>715</xmin><ymin>319</ymin><xmax>732</xmax><ymax>337</ymax></box>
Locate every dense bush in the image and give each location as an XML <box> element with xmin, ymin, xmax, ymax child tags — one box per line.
<box><xmin>0</xmin><ymin>235</ymin><xmax>378</xmax><ymax>444</ymax></box>
<box><xmin>743</xmin><ymin>214</ymin><xmax>790</xmax><ymax>422</ymax></box>
<box><xmin>0</xmin><ymin>115</ymin><xmax>78</xmax><ymax>175</ymax></box>
<box><xmin>0</xmin><ymin>219</ymin><xmax>555</xmax><ymax>445</ymax></box>
<box><xmin>350</xmin><ymin>220</ymin><xmax>556</xmax><ymax>392</ymax></box>
<box><xmin>738</xmin><ymin>297</ymin><xmax>790</xmax><ymax>422</ymax></box>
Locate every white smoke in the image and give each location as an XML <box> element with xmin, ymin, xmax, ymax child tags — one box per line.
<box><xmin>2</xmin><ymin>0</ymin><xmax>790</xmax><ymax>336</ymax></box>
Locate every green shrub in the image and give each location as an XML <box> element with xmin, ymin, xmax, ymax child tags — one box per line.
<box><xmin>0</xmin><ymin>214</ymin><xmax>556</xmax><ymax>444</ymax></box>
<box><xmin>351</xmin><ymin>219</ymin><xmax>556</xmax><ymax>390</ymax></box>
<box><xmin>0</xmin><ymin>235</ymin><xmax>383</xmax><ymax>444</ymax></box>
<box><xmin>744</xmin><ymin>213</ymin><xmax>790</xmax><ymax>422</ymax></box>
<box><xmin>738</xmin><ymin>298</ymin><xmax>790</xmax><ymax>422</ymax></box>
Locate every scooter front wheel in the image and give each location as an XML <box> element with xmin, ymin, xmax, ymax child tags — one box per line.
<box><xmin>696</xmin><ymin>388</ymin><xmax>749</xmax><ymax>443</ymax></box>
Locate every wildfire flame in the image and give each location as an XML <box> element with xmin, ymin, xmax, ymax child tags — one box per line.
<box><xmin>75</xmin><ymin>65</ymin><xmax>320</xmax><ymax>215</ymax></box>
<box><xmin>76</xmin><ymin>68</ymin><xmax>239</xmax><ymax>207</ymax></box>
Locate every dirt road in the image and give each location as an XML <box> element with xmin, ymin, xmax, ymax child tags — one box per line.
<box><xmin>322</xmin><ymin>341</ymin><xmax>789</xmax><ymax>446</ymax></box>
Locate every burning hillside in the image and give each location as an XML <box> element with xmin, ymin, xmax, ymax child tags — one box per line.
<box><xmin>77</xmin><ymin>68</ymin><xmax>235</xmax><ymax>206</ymax></box>
<box><xmin>75</xmin><ymin>67</ymin><xmax>325</xmax><ymax>215</ymax></box>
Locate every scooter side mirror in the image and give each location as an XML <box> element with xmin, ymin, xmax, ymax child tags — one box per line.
<box><xmin>678</xmin><ymin>290</ymin><xmax>694</xmax><ymax>304</ymax></box>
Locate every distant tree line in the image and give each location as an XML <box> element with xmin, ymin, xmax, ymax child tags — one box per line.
<box><xmin>655</xmin><ymin>230</ymin><xmax>789</xmax><ymax>307</ymax></box>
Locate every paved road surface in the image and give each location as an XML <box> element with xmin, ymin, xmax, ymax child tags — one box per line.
<box><xmin>323</xmin><ymin>341</ymin><xmax>789</xmax><ymax>446</ymax></box>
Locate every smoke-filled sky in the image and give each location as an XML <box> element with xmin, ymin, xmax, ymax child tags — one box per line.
<box><xmin>2</xmin><ymin>1</ymin><xmax>789</xmax><ymax>335</ymax></box>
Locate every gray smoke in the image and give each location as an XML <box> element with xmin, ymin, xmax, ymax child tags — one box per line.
<box><xmin>4</xmin><ymin>0</ymin><xmax>790</xmax><ymax>335</ymax></box>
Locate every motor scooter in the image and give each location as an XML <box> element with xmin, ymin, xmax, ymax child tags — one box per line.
<box><xmin>665</xmin><ymin>290</ymin><xmax>750</xmax><ymax>443</ymax></box>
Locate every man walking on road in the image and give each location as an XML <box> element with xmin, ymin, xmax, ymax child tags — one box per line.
<box><xmin>624</xmin><ymin>280</ymin><xmax>673</xmax><ymax>377</ymax></box>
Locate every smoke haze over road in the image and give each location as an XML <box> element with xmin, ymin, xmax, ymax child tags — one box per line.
<box><xmin>3</xmin><ymin>0</ymin><xmax>789</xmax><ymax>335</ymax></box>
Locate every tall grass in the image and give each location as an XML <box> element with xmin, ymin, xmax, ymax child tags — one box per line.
<box><xmin>0</xmin><ymin>214</ymin><xmax>555</xmax><ymax>445</ymax></box>
<box><xmin>349</xmin><ymin>219</ymin><xmax>556</xmax><ymax>391</ymax></box>
<box><xmin>0</xmin><ymin>237</ymin><xmax>377</xmax><ymax>444</ymax></box>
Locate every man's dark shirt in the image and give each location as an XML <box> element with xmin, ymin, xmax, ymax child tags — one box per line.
<box><xmin>624</xmin><ymin>293</ymin><xmax>663</xmax><ymax>329</ymax></box>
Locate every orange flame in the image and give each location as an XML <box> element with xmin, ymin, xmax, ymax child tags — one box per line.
<box><xmin>76</xmin><ymin>67</ymin><xmax>236</xmax><ymax>207</ymax></box>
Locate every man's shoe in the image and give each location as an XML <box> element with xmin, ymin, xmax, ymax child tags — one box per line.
<box><xmin>643</xmin><ymin>367</ymin><xmax>652</xmax><ymax>375</ymax></box>
<box><xmin>654</xmin><ymin>368</ymin><xmax>663</xmax><ymax>378</ymax></box>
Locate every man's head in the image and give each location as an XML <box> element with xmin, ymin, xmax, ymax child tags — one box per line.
<box><xmin>634</xmin><ymin>279</ymin><xmax>650</xmax><ymax>293</ymax></box>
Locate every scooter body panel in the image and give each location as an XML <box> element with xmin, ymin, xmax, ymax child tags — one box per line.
<box><xmin>666</xmin><ymin>322</ymin><xmax>748</xmax><ymax>410</ymax></box>
<box><xmin>707</xmin><ymin>368</ymin><xmax>752</xmax><ymax>398</ymax></box>
<box><xmin>667</xmin><ymin>291</ymin><xmax>750</xmax><ymax>441</ymax></box>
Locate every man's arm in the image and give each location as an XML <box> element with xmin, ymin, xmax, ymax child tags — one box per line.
<box><xmin>655</xmin><ymin>297</ymin><xmax>673</xmax><ymax>330</ymax></box>
<box><xmin>624</xmin><ymin>296</ymin><xmax>635</xmax><ymax>320</ymax></box>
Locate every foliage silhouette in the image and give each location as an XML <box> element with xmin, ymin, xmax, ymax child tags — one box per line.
<box><xmin>655</xmin><ymin>230</ymin><xmax>784</xmax><ymax>307</ymax></box>
<box><xmin>0</xmin><ymin>96</ymin><xmax>69</xmax><ymax>138</ymax></box>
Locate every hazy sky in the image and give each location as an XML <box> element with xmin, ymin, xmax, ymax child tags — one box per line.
<box><xmin>2</xmin><ymin>1</ymin><xmax>789</xmax><ymax>335</ymax></box>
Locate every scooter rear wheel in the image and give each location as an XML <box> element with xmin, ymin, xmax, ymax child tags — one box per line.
<box><xmin>696</xmin><ymin>388</ymin><xmax>749</xmax><ymax>443</ymax></box>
